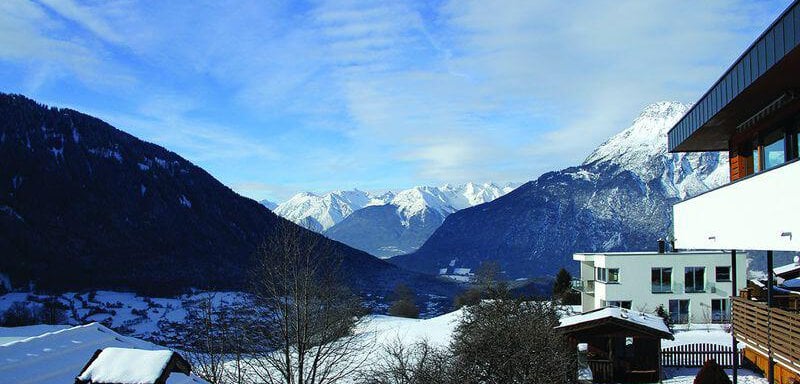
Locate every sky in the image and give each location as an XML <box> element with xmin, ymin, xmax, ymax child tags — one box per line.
<box><xmin>0</xmin><ymin>0</ymin><xmax>792</xmax><ymax>202</ymax></box>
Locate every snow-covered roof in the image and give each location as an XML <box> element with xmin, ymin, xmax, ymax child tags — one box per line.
<box><xmin>77</xmin><ymin>347</ymin><xmax>186</xmax><ymax>384</ymax></box>
<box><xmin>775</xmin><ymin>262</ymin><xmax>800</xmax><ymax>277</ymax></box>
<box><xmin>557</xmin><ymin>307</ymin><xmax>673</xmax><ymax>339</ymax></box>
<box><xmin>0</xmin><ymin>323</ymin><xmax>207</xmax><ymax>384</ymax></box>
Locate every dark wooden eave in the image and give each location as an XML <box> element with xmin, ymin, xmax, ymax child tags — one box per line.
<box><xmin>558</xmin><ymin>315</ymin><xmax>674</xmax><ymax>340</ymax></box>
<box><xmin>668</xmin><ymin>0</ymin><xmax>800</xmax><ymax>153</ymax></box>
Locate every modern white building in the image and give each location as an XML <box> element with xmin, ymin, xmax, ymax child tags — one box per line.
<box><xmin>666</xmin><ymin>1</ymin><xmax>800</xmax><ymax>381</ymax></box>
<box><xmin>572</xmin><ymin>250</ymin><xmax>746</xmax><ymax>325</ymax></box>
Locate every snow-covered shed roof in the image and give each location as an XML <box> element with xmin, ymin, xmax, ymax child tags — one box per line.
<box><xmin>557</xmin><ymin>307</ymin><xmax>673</xmax><ymax>340</ymax></box>
<box><xmin>0</xmin><ymin>323</ymin><xmax>206</xmax><ymax>384</ymax></box>
<box><xmin>76</xmin><ymin>347</ymin><xmax>190</xmax><ymax>384</ymax></box>
<box><xmin>775</xmin><ymin>261</ymin><xmax>800</xmax><ymax>277</ymax></box>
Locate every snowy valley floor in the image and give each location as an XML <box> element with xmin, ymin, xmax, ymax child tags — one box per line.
<box><xmin>1</xmin><ymin>292</ymin><xmax>770</xmax><ymax>384</ymax></box>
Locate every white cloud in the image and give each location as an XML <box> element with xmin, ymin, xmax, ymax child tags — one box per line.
<box><xmin>0</xmin><ymin>0</ymin><xmax>791</xmax><ymax>196</ymax></box>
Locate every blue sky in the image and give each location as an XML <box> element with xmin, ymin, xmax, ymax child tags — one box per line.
<box><xmin>0</xmin><ymin>0</ymin><xmax>791</xmax><ymax>201</ymax></box>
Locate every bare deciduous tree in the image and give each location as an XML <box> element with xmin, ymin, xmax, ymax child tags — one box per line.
<box><xmin>357</xmin><ymin>338</ymin><xmax>455</xmax><ymax>384</ymax></box>
<box><xmin>246</xmin><ymin>222</ymin><xmax>372</xmax><ymax>384</ymax></box>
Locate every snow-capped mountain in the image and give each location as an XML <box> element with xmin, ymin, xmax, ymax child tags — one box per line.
<box><xmin>391</xmin><ymin>101</ymin><xmax>728</xmax><ymax>278</ymax></box>
<box><xmin>273</xmin><ymin>182</ymin><xmax>518</xmax><ymax>257</ymax></box>
<box><xmin>274</xmin><ymin>183</ymin><xmax>517</xmax><ymax>232</ymax></box>
<box><xmin>273</xmin><ymin>190</ymin><xmax>387</xmax><ymax>232</ymax></box>
<box><xmin>324</xmin><ymin>182</ymin><xmax>519</xmax><ymax>258</ymax></box>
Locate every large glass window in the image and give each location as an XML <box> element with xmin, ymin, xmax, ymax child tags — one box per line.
<box><xmin>712</xmin><ymin>299</ymin><xmax>730</xmax><ymax>323</ymax></box>
<box><xmin>715</xmin><ymin>266</ymin><xmax>731</xmax><ymax>282</ymax></box>
<box><xmin>669</xmin><ymin>299</ymin><xmax>690</xmax><ymax>324</ymax></box>
<box><xmin>763</xmin><ymin>135</ymin><xmax>786</xmax><ymax>170</ymax></box>
<box><xmin>651</xmin><ymin>267</ymin><xmax>672</xmax><ymax>293</ymax></box>
<box><xmin>685</xmin><ymin>267</ymin><xmax>705</xmax><ymax>293</ymax></box>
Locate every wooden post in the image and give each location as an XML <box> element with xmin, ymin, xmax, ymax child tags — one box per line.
<box><xmin>767</xmin><ymin>250</ymin><xmax>775</xmax><ymax>384</ymax></box>
<box><xmin>731</xmin><ymin>249</ymin><xmax>739</xmax><ymax>383</ymax></box>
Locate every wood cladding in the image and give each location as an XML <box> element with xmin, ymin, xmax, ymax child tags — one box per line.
<box><xmin>729</xmin><ymin>150</ymin><xmax>754</xmax><ymax>182</ymax></box>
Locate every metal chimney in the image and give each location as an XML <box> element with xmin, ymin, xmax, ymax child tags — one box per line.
<box><xmin>657</xmin><ymin>238</ymin><xmax>666</xmax><ymax>254</ymax></box>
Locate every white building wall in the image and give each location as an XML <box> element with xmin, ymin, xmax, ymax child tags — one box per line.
<box><xmin>674</xmin><ymin>159</ymin><xmax>800</xmax><ymax>251</ymax></box>
<box><xmin>576</xmin><ymin>251</ymin><xmax>746</xmax><ymax>324</ymax></box>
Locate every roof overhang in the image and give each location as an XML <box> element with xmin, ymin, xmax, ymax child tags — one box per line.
<box><xmin>669</xmin><ymin>0</ymin><xmax>800</xmax><ymax>152</ymax></box>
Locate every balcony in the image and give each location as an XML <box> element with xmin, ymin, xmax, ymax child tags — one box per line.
<box><xmin>731</xmin><ymin>297</ymin><xmax>800</xmax><ymax>375</ymax></box>
<box><xmin>673</xmin><ymin>159</ymin><xmax>800</xmax><ymax>252</ymax></box>
<box><xmin>572</xmin><ymin>279</ymin><xmax>595</xmax><ymax>294</ymax></box>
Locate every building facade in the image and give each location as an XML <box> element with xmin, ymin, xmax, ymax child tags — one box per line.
<box><xmin>573</xmin><ymin>251</ymin><xmax>746</xmax><ymax>324</ymax></box>
<box><xmin>668</xmin><ymin>1</ymin><xmax>800</xmax><ymax>382</ymax></box>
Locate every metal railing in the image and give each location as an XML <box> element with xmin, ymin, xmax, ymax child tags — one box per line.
<box><xmin>571</xmin><ymin>279</ymin><xmax>595</xmax><ymax>294</ymax></box>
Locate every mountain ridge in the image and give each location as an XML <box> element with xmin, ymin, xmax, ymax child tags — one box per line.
<box><xmin>0</xmin><ymin>93</ymin><xmax>453</xmax><ymax>297</ymax></box>
<box><xmin>390</xmin><ymin>101</ymin><xmax>728</xmax><ymax>278</ymax></box>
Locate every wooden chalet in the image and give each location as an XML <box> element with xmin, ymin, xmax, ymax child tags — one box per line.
<box><xmin>75</xmin><ymin>347</ymin><xmax>192</xmax><ymax>384</ymax></box>
<box><xmin>557</xmin><ymin>307</ymin><xmax>674</xmax><ymax>383</ymax></box>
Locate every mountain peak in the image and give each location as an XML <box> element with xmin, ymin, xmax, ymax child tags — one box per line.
<box><xmin>583</xmin><ymin>101</ymin><xmax>690</xmax><ymax>170</ymax></box>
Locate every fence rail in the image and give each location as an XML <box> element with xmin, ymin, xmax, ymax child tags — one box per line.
<box><xmin>732</xmin><ymin>297</ymin><xmax>800</xmax><ymax>372</ymax></box>
<box><xmin>660</xmin><ymin>343</ymin><xmax>741</xmax><ymax>367</ymax></box>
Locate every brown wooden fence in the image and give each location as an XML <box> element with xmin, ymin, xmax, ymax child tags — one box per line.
<box><xmin>732</xmin><ymin>296</ymin><xmax>800</xmax><ymax>372</ymax></box>
<box><xmin>661</xmin><ymin>343</ymin><xmax>741</xmax><ymax>367</ymax></box>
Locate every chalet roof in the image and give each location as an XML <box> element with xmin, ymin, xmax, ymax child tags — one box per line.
<box><xmin>557</xmin><ymin>307</ymin><xmax>674</xmax><ymax>340</ymax></box>
<box><xmin>76</xmin><ymin>347</ymin><xmax>190</xmax><ymax>384</ymax></box>
<box><xmin>775</xmin><ymin>261</ymin><xmax>800</xmax><ymax>277</ymax></box>
<box><xmin>0</xmin><ymin>323</ymin><xmax>206</xmax><ymax>384</ymax></box>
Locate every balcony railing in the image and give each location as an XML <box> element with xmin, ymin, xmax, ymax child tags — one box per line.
<box><xmin>732</xmin><ymin>297</ymin><xmax>800</xmax><ymax>373</ymax></box>
<box><xmin>571</xmin><ymin>279</ymin><xmax>595</xmax><ymax>294</ymax></box>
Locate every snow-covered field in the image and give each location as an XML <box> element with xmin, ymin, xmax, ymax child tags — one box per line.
<box><xmin>0</xmin><ymin>323</ymin><xmax>207</xmax><ymax>383</ymax></box>
<box><xmin>0</xmin><ymin>294</ymin><xmax>770</xmax><ymax>384</ymax></box>
<box><xmin>0</xmin><ymin>291</ymin><xmax>245</xmax><ymax>342</ymax></box>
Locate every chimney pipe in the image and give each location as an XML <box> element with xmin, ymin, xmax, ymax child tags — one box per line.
<box><xmin>657</xmin><ymin>238</ymin><xmax>666</xmax><ymax>254</ymax></box>
<box><xmin>670</xmin><ymin>239</ymin><xmax>678</xmax><ymax>253</ymax></box>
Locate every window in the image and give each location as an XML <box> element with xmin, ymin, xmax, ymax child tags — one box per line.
<box><xmin>607</xmin><ymin>268</ymin><xmax>619</xmax><ymax>283</ymax></box>
<box><xmin>715</xmin><ymin>266</ymin><xmax>731</xmax><ymax>282</ymax></box>
<box><xmin>651</xmin><ymin>267</ymin><xmax>672</xmax><ymax>293</ymax></box>
<box><xmin>712</xmin><ymin>299</ymin><xmax>730</xmax><ymax>323</ymax></box>
<box><xmin>763</xmin><ymin>134</ymin><xmax>786</xmax><ymax>170</ymax></box>
<box><xmin>596</xmin><ymin>267</ymin><xmax>618</xmax><ymax>283</ymax></box>
<box><xmin>595</xmin><ymin>267</ymin><xmax>606</xmax><ymax>282</ymax></box>
<box><xmin>753</xmin><ymin>145</ymin><xmax>762</xmax><ymax>173</ymax></box>
<box><xmin>605</xmin><ymin>300</ymin><xmax>632</xmax><ymax>309</ymax></box>
<box><xmin>669</xmin><ymin>299</ymin><xmax>690</xmax><ymax>324</ymax></box>
<box><xmin>685</xmin><ymin>267</ymin><xmax>705</xmax><ymax>293</ymax></box>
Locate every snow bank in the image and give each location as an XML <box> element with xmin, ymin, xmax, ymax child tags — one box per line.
<box><xmin>0</xmin><ymin>323</ymin><xmax>207</xmax><ymax>384</ymax></box>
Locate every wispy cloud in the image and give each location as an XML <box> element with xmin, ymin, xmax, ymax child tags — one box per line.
<box><xmin>0</xmin><ymin>0</ymin><xmax>790</xmax><ymax>200</ymax></box>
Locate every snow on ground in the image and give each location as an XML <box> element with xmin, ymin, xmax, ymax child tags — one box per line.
<box><xmin>665</xmin><ymin>324</ymin><xmax>738</xmax><ymax>348</ymax></box>
<box><xmin>662</xmin><ymin>368</ymin><xmax>766</xmax><ymax>384</ymax></box>
<box><xmin>0</xmin><ymin>291</ymin><xmax>247</xmax><ymax>342</ymax></box>
<box><xmin>0</xmin><ymin>324</ymin><xmax>71</xmax><ymax>346</ymax></box>
<box><xmin>364</xmin><ymin>308</ymin><xmax>463</xmax><ymax>347</ymax></box>
<box><xmin>0</xmin><ymin>323</ymin><xmax>207</xmax><ymax>384</ymax></box>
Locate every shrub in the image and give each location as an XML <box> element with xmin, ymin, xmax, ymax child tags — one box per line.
<box><xmin>694</xmin><ymin>359</ymin><xmax>731</xmax><ymax>384</ymax></box>
<box><xmin>388</xmin><ymin>284</ymin><xmax>419</xmax><ymax>318</ymax></box>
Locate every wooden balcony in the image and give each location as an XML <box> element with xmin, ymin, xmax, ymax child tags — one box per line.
<box><xmin>732</xmin><ymin>297</ymin><xmax>800</xmax><ymax>375</ymax></box>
